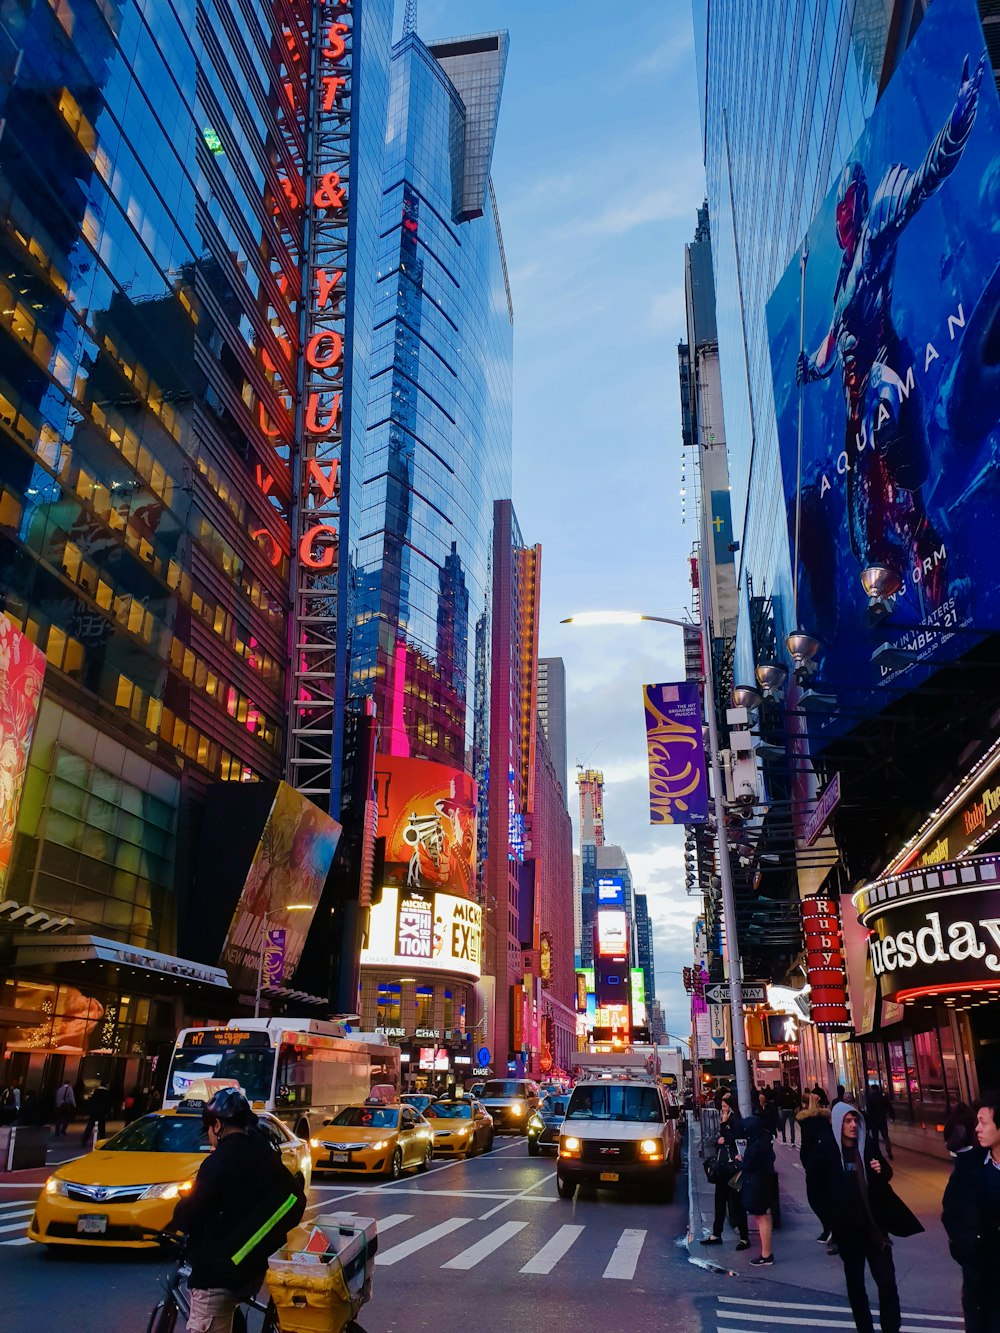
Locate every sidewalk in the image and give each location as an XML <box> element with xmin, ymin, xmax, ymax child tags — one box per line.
<box><xmin>0</xmin><ymin>1120</ymin><xmax>127</xmax><ymax>1183</ymax></box>
<box><xmin>688</xmin><ymin>1115</ymin><xmax>963</xmax><ymax>1316</ymax></box>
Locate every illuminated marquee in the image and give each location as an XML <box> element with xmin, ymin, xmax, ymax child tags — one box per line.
<box><xmin>360</xmin><ymin>887</ymin><xmax>483</xmax><ymax>980</ymax></box>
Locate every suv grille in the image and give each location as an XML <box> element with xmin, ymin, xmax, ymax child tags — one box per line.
<box><xmin>580</xmin><ymin>1140</ymin><xmax>639</xmax><ymax>1164</ymax></box>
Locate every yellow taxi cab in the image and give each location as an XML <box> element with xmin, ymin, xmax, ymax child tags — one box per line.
<box><xmin>423</xmin><ymin>1098</ymin><xmax>494</xmax><ymax>1158</ymax></box>
<box><xmin>28</xmin><ymin>1103</ymin><xmax>312</xmax><ymax>1250</ymax></box>
<box><xmin>310</xmin><ymin>1099</ymin><xmax>433</xmax><ymax>1179</ymax></box>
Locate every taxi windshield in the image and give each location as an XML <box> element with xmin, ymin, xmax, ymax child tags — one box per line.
<box><xmin>565</xmin><ymin>1085</ymin><xmax>663</xmax><ymax>1123</ymax></box>
<box><xmin>430</xmin><ymin>1103</ymin><xmax>472</xmax><ymax>1120</ymax></box>
<box><xmin>482</xmin><ymin>1081</ymin><xmax>523</xmax><ymax>1098</ymax></box>
<box><xmin>330</xmin><ymin>1106</ymin><xmax>400</xmax><ymax>1129</ymax></box>
<box><xmin>102</xmin><ymin>1115</ymin><xmax>209</xmax><ymax>1153</ymax></box>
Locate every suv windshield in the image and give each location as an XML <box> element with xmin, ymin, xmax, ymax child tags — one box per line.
<box><xmin>103</xmin><ymin>1115</ymin><xmax>208</xmax><ymax>1153</ymax></box>
<box><xmin>330</xmin><ymin>1106</ymin><xmax>400</xmax><ymax>1129</ymax></box>
<box><xmin>566</xmin><ymin>1084</ymin><xmax>663</xmax><ymax>1123</ymax></box>
<box><xmin>482</xmin><ymin>1081</ymin><xmax>524</xmax><ymax>1098</ymax></box>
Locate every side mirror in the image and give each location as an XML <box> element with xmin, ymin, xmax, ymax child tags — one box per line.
<box><xmin>665</xmin><ymin>1105</ymin><xmax>680</xmax><ymax>1120</ymax></box>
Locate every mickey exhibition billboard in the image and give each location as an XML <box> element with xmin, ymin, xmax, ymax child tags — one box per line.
<box><xmin>765</xmin><ymin>0</ymin><xmax>1000</xmax><ymax>734</ymax></box>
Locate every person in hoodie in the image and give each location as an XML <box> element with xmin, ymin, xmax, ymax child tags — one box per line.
<box><xmin>813</xmin><ymin>1101</ymin><xmax>923</xmax><ymax>1333</ymax></box>
<box><xmin>738</xmin><ymin>1110</ymin><xmax>778</xmax><ymax>1266</ymax></box>
<box><xmin>941</xmin><ymin>1103</ymin><xmax>987</xmax><ymax>1333</ymax></box>
<box><xmin>798</xmin><ymin>1090</ymin><xmax>837</xmax><ymax>1249</ymax></box>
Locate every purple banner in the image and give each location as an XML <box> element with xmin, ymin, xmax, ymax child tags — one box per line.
<box><xmin>642</xmin><ymin>681</ymin><xmax>709</xmax><ymax>825</ymax></box>
<box><xmin>263</xmin><ymin>927</ymin><xmax>287</xmax><ymax>986</ymax></box>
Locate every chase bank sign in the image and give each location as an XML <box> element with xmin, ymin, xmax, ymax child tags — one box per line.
<box><xmin>854</xmin><ymin>854</ymin><xmax>1000</xmax><ymax>1000</ymax></box>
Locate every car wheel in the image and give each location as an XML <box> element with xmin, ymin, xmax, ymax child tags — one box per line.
<box><xmin>464</xmin><ymin>1137</ymin><xmax>477</xmax><ymax>1159</ymax></box>
<box><xmin>527</xmin><ymin>1138</ymin><xmax>540</xmax><ymax>1157</ymax></box>
<box><xmin>418</xmin><ymin>1144</ymin><xmax>432</xmax><ymax>1173</ymax></box>
<box><xmin>556</xmin><ymin>1172</ymin><xmax>575</xmax><ymax>1200</ymax></box>
<box><xmin>484</xmin><ymin>1133</ymin><xmax>494</xmax><ymax>1153</ymax></box>
<box><xmin>388</xmin><ymin>1148</ymin><xmax>403</xmax><ymax>1180</ymax></box>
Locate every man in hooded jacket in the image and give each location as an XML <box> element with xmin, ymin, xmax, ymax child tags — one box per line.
<box><xmin>810</xmin><ymin>1102</ymin><xmax>922</xmax><ymax>1333</ymax></box>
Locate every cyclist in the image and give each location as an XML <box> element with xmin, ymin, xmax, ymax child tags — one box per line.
<box><xmin>171</xmin><ymin>1087</ymin><xmax>306</xmax><ymax>1332</ymax></box>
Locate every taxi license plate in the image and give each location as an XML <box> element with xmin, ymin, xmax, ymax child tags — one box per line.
<box><xmin>599</xmin><ymin>1172</ymin><xmax>619</xmax><ymax>1183</ymax></box>
<box><xmin>328</xmin><ymin>1151</ymin><xmax>349</xmax><ymax>1164</ymax></box>
<box><xmin>76</xmin><ymin>1214</ymin><xmax>108</xmax><ymax>1235</ymax></box>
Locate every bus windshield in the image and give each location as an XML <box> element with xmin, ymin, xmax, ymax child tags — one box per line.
<box><xmin>166</xmin><ymin>1046</ymin><xmax>275</xmax><ymax>1103</ymax></box>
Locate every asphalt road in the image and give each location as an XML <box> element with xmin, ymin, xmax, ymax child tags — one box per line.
<box><xmin>2</xmin><ymin>1134</ymin><xmax>712</xmax><ymax>1333</ymax></box>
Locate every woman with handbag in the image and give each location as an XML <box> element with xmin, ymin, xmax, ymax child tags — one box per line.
<box><xmin>701</xmin><ymin>1099</ymin><xmax>750</xmax><ymax>1250</ymax></box>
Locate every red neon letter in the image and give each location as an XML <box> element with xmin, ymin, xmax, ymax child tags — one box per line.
<box><xmin>316</xmin><ymin>269</ymin><xmax>343</xmax><ymax>308</ymax></box>
<box><xmin>314</xmin><ymin>172</ymin><xmax>346</xmax><ymax>211</ymax></box>
<box><xmin>299</xmin><ymin>524</ymin><xmax>338</xmax><ymax>570</ymax></box>
<box><xmin>305</xmin><ymin>392</ymin><xmax>341</xmax><ymax>434</ymax></box>
<box><xmin>250</xmin><ymin>528</ymin><xmax>282</xmax><ymax>568</ymax></box>
<box><xmin>305</xmin><ymin>332</ymin><xmax>343</xmax><ymax>369</ymax></box>
<box><xmin>306</xmin><ymin>458</ymin><xmax>340</xmax><ymax>500</ymax></box>
<box><xmin>255</xmin><ymin>465</ymin><xmax>275</xmax><ymax>495</ymax></box>
<box><xmin>323</xmin><ymin>22</ymin><xmax>348</xmax><ymax>59</ymax></box>
<box><xmin>322</xmin><ymin>76</ymin><xmax>347</xmax><ymax>111</ymax></box>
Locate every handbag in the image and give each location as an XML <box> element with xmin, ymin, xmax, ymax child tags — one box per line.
<box><xmin>727</xmin><ymin>1169</ymin><xmax>743</xmax><ymax>1193</ymax></box>
<box><xmin>704</xmin><ymin>1153</ymin><xmax>721</xmax><ymax>1184</ymax></box>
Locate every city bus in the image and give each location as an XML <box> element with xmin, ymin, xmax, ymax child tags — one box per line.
<box><xmin>162</xmin><ymin>1018</ymin><xmax>400</xmax><ymax>1139</ymax></box>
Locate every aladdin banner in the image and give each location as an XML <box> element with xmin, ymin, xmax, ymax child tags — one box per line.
<box><xmin>0</xmin><ymin>615</ymin><xmax>45</xmax><ymax>889</ymax></box>
<box><xmin>765</xmin><ymin>0</ymin><xmax>1000</xmax><ymax>743</ymax></box>
<box><xmin>642</xmin><ymin>681</ymin><xmax>709</xmax><ymax>825</ymax></box>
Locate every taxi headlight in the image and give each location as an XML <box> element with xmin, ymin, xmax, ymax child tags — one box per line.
<box><xmin>310</xmin><ymin>1138</ymin><xmax>321</xmax><ymax>1149</ymax></box>
<box><xmin>141</xmin><ymin>1180</ymin><xmax>194</xmax><ymax>1201</ymax></box>
<box><xmin>45</xmin><ymin>1177</ymin><xmax>68</xmax><ymax>1197</ymax></box>
<box><xmin>372</xmin><ymin>1139</ymin><xmax>390</xmax><ymax>1151</ymax></box>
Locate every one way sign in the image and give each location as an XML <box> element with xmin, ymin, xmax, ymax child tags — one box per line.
<box><xmin>705</xmin><ymin>982</ymin><xmax>767</xmax><ymax>1005</ymax></box>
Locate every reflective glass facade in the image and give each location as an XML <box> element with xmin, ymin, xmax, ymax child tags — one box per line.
<box><xmin>352</xmin><ymin>31</ymin><xmax>513</xmax><ymax>777</ymax></box>
<box><xmin>697</xmin><ymin>0</ymin><xmax>897</xmax><ymax>681</ymax></box>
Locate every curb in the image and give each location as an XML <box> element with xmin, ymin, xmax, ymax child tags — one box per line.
<box><xmin>683</xmin><ymin>1111</ymin><xmax>737</xmax><ymax>1278</ymax></box>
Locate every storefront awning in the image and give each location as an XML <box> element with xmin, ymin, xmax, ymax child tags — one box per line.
<box><xmin>13</xmin><ymin>934</ymin><xmax>230</xmax><ymax>989</ymax></box>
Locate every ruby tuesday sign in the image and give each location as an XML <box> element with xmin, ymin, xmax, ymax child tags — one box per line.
<box><xmin>856</xmin><ymin>855</ymin><xmax>1000</xmax><ymax>1000</ymax></box>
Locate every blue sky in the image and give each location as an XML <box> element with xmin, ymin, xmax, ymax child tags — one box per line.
<box><xmin>409</xmin><ymin>1</ymin><xmax>707</xmax><ymax>1044</ymax></box>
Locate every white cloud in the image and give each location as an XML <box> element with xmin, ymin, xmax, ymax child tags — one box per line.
<box><xmin>633</xmin><ymin>27</ymin><xmax>696</xmax><ymax>77</ymax></box>
<box><xmin>650</xmin><ymin>284</ymin><xmax>686</xmax><ymax>332</ymax></box>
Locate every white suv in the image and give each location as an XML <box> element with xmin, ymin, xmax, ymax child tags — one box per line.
<box><xmin>556</xmin><ymin>1075</ymin><xmax>681</xmax><ymax>1201</ymax></box>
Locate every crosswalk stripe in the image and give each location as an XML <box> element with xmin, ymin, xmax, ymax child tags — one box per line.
<box><xmin>315</xmin><ymin>1212</ymin><xmax>411</xmax><ymax>1235</ymax></box>
<box><xmin>0</xmin><ymin>1219</ymin><xmax>29</xmax><ymax>1236</ymax></box>
<box><xmin>717</xmin><ymin>1318</ymin><xmax>954</xmax><ymax>1333</ymax></box>
<box><xmin>441</xmin><ymin>1220</ymin><xmax>528</xmax><ymax>1271</ymax></box>
<box><xmin>0</xmin><ymin>1237</ymin><xmax>33</xmax><ymax>1247</ymax></box>
<box><xmin>602</xmin><ymin>1227</ymin><xmax>646</xmax><ymax>1280</ymax></box>
<box><xmin>718</xmin><ymin>1298</ymin><xmax>962</xmax><ymax>1320</ymax></box>
<box><xmin>0</xmin><ymin>1205</ymin><xmax>33</xmax><ymax>1215</ymax></box>
<box><xmin>375</xmin><ymin>1217</ymin><xmax>471</xmax><ymax>1267</ymax></box>
<box><xmin>520</xmin><ymin>1223</ymin><xmax>585</xmax><ymax>1274</ymax></box>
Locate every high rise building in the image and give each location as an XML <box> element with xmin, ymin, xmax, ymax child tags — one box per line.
<box><xmin>634</xmin><ymin>892</ymin><xmax>655</xmax><ymax>1017</ymax></box>
<box><xmin>699</xmin><ymin>0</ymin><xmax>1000</xmax><ymax>1132</ymax></box>
<box><xmin>536</xmin><ymin>657</ymin><xmax>568</xmax><ymax>806</ymax></box>
<box><xmin>576</xmin><ymin>766</ymin><xmax>604</xmax><ymax>968</ymax></box>
<box><xmin>353</xmin><ymin>28</ymin><xmax>513</xmax><ymax>1079</ymax></box>
<box><xmin>0</xmin><ymin>0</ymin><xmax>395</xmax><ymax>1093</ymax></box>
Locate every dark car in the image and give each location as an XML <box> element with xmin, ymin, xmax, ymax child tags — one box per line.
<box><xmin>477</xmin><ymin>1079</ymin><xmax>540</xmax><ymax>1135</ymax></box>
<box><xmin>527</xmin><ymin>1094</ymin><xmax>569</xmax><ymax>1156</ymax></box>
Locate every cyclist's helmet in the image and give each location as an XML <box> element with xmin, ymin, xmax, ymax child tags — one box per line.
<box><xmin>202</xmin><ymin>1086</ymin><xmax>254</xmax><ymax>1131</ymax></box>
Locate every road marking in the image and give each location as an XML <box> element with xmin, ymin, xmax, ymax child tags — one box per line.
<box><xmin>441</xmin><ymin>1219</ymin><xmax>528</xmax><ymax>1270</ymax></box>
<box><xmin>602</xmin><ymin>1228</ymin><xmax>646</xmax><ymax>1280</ymax></box>
<box><xmin>315</xmin><ymin>1212</ymin><xmax>411</xmax><ymax>1235</ymax></box>
<box><xmin>718</xmin><ymin>1298</ymin><xmax>962</xmax><ymax>1322</ymax></box>
<box><xmin>479</xmin><ymin>1171</ymin><xmax>556</xmax><ymax>1220</ymax></box>
<box><xmin>306</xmin><ymin>1138</ymin><xmax>524</xmax><ymax>1203</ymax></box>
<box><xmin>519</xmin><ymin>1223</ymin><xmax>584</xmax><ymax>1274</ymax></box>
<box><xmin>0</xmin><ymin>1217</ymin><xmax>31</xmax><ymax>1235</ymax></box>
<box><xmin>375</xmin><ymin>1216</ymin><xmax>472</xmax><ymax>1267</ymax></box>
<box><xmin>354</xmin><ymin>1186</ymin><xmax>554</xmax><ymax>1203</ymax></box>
<box><xmin>718</xmin><ymin>1320</ymin><xmax>954</xmax><ymax>1333</ymax></box>
<box><xmin>0</xmin><ymin>1237</ymin><xmax>33</xmax><ymax>1246</ymax></box>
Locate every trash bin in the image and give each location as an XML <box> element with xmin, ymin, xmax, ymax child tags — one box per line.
<box><xmin>2</xmin><ymin>1124</ymin><xmax>49</xmax><ymax>1170</ymax></box>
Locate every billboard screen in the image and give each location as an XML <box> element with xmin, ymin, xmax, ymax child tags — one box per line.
<box><xmin>219</xmin><ymin>781</ymin><xmax>341</xmax><ymax>988</ymax></box>
<box><xmin>596</xmin><ymin>908</ymin><xmax>628</xmax><ymax>958</ymax></box>
<box><xmin>374</xmin><ymin>755</ymin><xmax>477</xmax><ymax>897</ymax></box>
<box><xmin>0</xmin><ymin>615</ymin><xmax>45</xmax><ymax>890</ymax></box>
<box><xmin>597</xmin><ymin>876</ymin><xmax>625</xmax><ymax>906</ymax></box>
<box><xmin>642</xmin><ymin>682</ymin><xmax>709</xmax><ymax>824</ymax></box>
<box><xmin>360</xmin><ymin>886</ymin><xmax>483</xmax><ymax>980</ymax></box>
<box><xmin>766</xmin><ymin>0</ymin><xmax>1000</xmax><ymax>739</ymax></box>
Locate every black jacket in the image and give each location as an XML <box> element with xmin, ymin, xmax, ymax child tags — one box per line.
<box><xmin>942</xmin><ymin>1149</ymin><xmax>986</xmax><ymax>1265</ymax></box>
<box><xmin>810</xmin><ymin>1128</ymin><xmax>922</xmax><ymax>1244</ymax></box>
<box><xmin>798</xmin><ymin>1106</ymin><xmax>834</xmax><ymax>1173</ymax></box>
<box><xmin>739</xmin><ymin>1115</ymin><xmax>776</xmax><ymax>1216</ymax></box>
<box><xmin>172</xmin><ymin>1128</ymin><xmax>306</xmax><ymax>1290</ymax></box>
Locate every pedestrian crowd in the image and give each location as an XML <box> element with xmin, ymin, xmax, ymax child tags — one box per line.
<box><xmin>0</xmin><ymin>1078</ymin><xmax>152</xmax><ymax>1141</ymax></box>
<box><xmin>701</xmin><ymin>1079</ymin><xmax>1000</xmax><ymax>1333</ymax></box>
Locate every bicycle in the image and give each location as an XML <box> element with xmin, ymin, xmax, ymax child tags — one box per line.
<box><xmin>143</xmin><ymin>1230</ymin><xmax>280</xmax><ymax>1333</ymax></box>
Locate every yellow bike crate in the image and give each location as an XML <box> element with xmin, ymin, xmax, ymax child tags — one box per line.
<box><xmin>266</xmin><ymin>1217</ymin><xmax>377</xmax><ymax>1333</ymax></box>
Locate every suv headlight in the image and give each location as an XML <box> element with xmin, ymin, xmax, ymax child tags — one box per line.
<box><xmin>639</xmin><ymin>1139</ymin><xmax>663</xmax><ymax>1160</ymax></box>
<box><xmin>45</xmin><ymin>1178</ymin><xmax>69</xmax><ymax>1197</ymax></box>
<box><xmin>141</xmin><ymin>1180</ymin><xmax>194</xmax><ymax>1201</ymax></box>
<box><xmin>560</xmin><ymin>1136</ymin><xmax>581</xmax><ymax>1158</ymax></box>
<box><xmin>511</xmin><ymin>1102</ymin><xmax>523</xmax><ymax>1116</ymax></box>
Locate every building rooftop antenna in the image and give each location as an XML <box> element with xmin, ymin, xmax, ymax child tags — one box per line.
<box><xmin>402</xmin><ymin>0</ymin><xmax>418</xmax><ymax>36</ymax></box>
